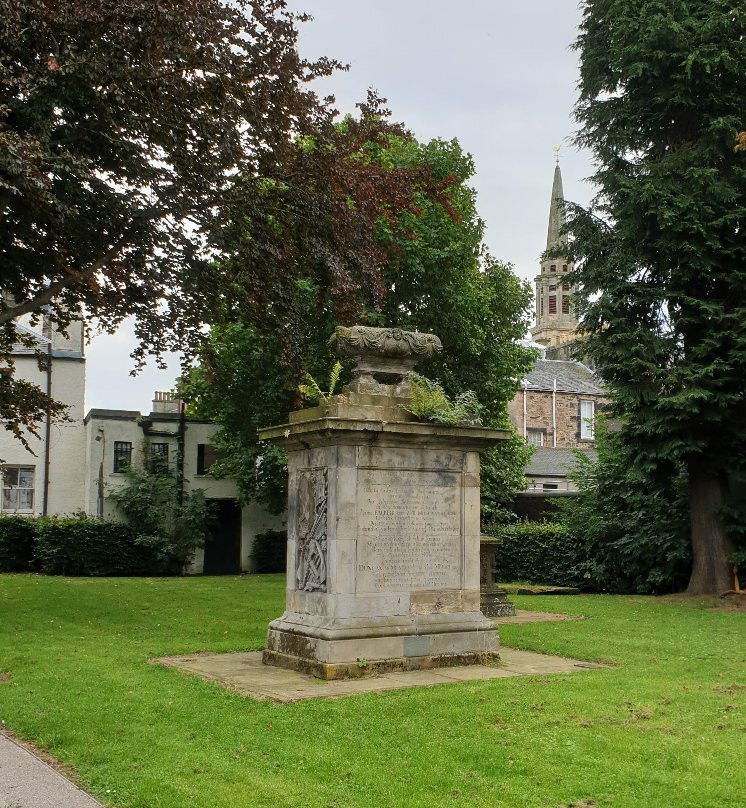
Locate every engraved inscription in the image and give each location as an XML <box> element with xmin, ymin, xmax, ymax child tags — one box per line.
<box><xmin>356</xmin><ymin>469</ymin><xmax>462</xmax><ymax>592</ymax></box>
<box><xmin>357</xmin><ymin>446</ymin><xmax>463</xmax><ymax>472</ymax></box>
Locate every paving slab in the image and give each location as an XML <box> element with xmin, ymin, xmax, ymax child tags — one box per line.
<box><xmin>156</xmin><ymin>647</ymin><xmax>604</xmax><ymax>703</ymax></box>
<box><xmin>0</xmin><ymin>733</ymin><xmax>103</xmax><ymax>808</ymax></box>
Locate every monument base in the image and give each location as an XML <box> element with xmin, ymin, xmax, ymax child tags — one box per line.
<box><xmin>263</xmin><ymin>612</ymin><xmax>499</xmax><ymax>680</ymax></box>
<box><xmin>480</xmin><ymin>586</ymin><xmax>517</xmax><ymax>618</ymax></box>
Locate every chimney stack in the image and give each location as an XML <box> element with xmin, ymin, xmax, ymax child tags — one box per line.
<box><xmin>152</xmin><ymin>390</ymin><xmax>182</xmax><ymax>414</ymax></box>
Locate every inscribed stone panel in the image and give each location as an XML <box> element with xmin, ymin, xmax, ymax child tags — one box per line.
<box><xmin>356</xmin><ymin>468</ymin><xmax>462</xmax><ymax>592</ymax></box>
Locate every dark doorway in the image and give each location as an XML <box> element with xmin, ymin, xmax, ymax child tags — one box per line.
<box><xmin>203</xmin><ymin>499</ymin><xmax>242</xmax><ymax>574</ymax></box>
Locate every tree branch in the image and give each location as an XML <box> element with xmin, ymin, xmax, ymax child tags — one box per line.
<box><xmin>0</xmin><ymin>220</ymin><xmax>160</xmax><ymax>326</ymax></box>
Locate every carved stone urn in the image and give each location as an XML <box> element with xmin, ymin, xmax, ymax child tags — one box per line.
<box><xmin>258</xmin><ymin>326</ymin><xmax>508</xmax><ymax>679</ymax></box>
<box><xmin>330</xmin><ymin>325</ymin><xmax>442</xmax><ymax>392</ymax></box>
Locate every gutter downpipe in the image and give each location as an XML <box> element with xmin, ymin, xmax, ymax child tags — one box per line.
<box><xmin>552</xmin><ymin>377</ymin><xmax>557</xmax><ymax>448</ymax></box>
<box><xmin>42</xmin><ymin>342</ymin><xmax>52</xmax><ymax>516</ymax></box>
<box><xmin>522</xmin><ymin>383</ymin><xmax>527</xmax><ymax>439</ymax></box>
<box><xmin>97</xmin><ymin>427</ymin><xmax>105</xmax><ymax>518</ymax></box>
<box><xmin>177</xmin><ymin>401</ymin><xmax>185</xmax><ymax>505</ymax></box>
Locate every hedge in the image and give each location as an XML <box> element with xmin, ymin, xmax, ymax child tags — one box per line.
<box><xmin>486</xmin><ymin>522</ymin><xmax>587</xmax><ymax>588</ymax></box>
<box><xmin>0</xmin><ymin>516</ymin><xmax>37</xmax><ymax>572</ymax></box>
<box><xmin>35</xmin><ymin>518</ymin><xmax>173</xmax><ymax>576</ymax></box>
<box><xmin>0</xmin><ymin>516</ymin><xmax>186</xmax><ymax>576</ymax></box>
<box><xmin>250</xmin><ymin>529</ymin><xmax>287</xmax><ymax>574</ymax></box>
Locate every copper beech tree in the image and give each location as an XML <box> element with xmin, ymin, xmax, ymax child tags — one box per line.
<box><xmin>0</xmin><ymin>0</ymin><xmax>446</xmax><ymax>441</ymax></box>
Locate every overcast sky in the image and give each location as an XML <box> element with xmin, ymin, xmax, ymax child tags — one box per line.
<box><xmin>86</xmin><ymin>0</ymin><xmax>595</xmax><ymax>412</ymax></box>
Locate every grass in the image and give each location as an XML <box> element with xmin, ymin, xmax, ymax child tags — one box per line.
<box><xmin>0</xmin><ymin>575</ymin><xmax>744</xmax><ymax>808</ymax></box>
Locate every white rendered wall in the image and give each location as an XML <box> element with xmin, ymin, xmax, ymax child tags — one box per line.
<box><xmin>0</xmin><ymin>351</ymin><xmax>86</xmax><ymax>516</ymax></box>
<box><xmin>84</xmin><ymin>415</ymin><xmax>285</xmax><ymax>571</ymax></box>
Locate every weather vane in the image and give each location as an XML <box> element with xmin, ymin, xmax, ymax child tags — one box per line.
<box><xmin>552</xmin><ymin>145</ymin><xmax>561</xmax><ymax>164</ymax></box>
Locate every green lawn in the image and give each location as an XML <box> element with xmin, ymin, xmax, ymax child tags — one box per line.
<box><xmin>0</xmin><ymin>575</ymin><xmax>744</xmax><ymax>808</ymax></box>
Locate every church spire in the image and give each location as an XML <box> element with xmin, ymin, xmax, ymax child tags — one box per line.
<box><xmin>530</xmin><ymin>160</ymin><xmax>578</xmax><ymax>349</ymax></box>
<box><xmin>545</xmin><ymin>162</ymin><xmax>567</xmax><ymax>251</ymax></box>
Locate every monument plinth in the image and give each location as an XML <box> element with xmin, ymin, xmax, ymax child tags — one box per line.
<box><xmin>259</xmin><ymin>326</ymin><xmax>508</xmax><ymax>680</ymax></box>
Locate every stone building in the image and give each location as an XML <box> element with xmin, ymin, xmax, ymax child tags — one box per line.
<box><xmin>1</xmin><ymin>316</ymin><xmax>282</xmax><ymax>573</ymax></box>
<box><xmin>507</xmin><ymin>163</ymin><xmax>608</xmax><ymax>495</ymax></box>
<box><xmin>84</xmin><ymin>394</ymin><xmax>283</xmax><ymax>574</ymax></box>
<box><xmin>531</xmin><ymin>162</ymin><xmax>577</xmax><ymax>349</ymax></box>
<box><xmin>508</xmin><ymin>359</ymin><xmax>606</xmax><ymax>491</ymax></box>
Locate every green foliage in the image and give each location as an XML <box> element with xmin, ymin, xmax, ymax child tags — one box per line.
<box><xmin>0</xmin><ymin>516</ymin><xmax>37</xmax><ymax>572</ymax></box>
<box><xmin>569</xmin><ymin>0</ymin><xmax>746</xmax><ymax>593</ymax></box>
<box><xmin>404</xmin><ymin>373</ymin><xmax>483</xmax><ymax>425</ymax></box>
<box><xmin>0</xmin><ymin>0</ymin><xmax>344</xmax><ymax>438</ymax></box>
<box><xmin>298</xmin><ymin>361</ymin><xmax>344</xmax><ymax>406</ymax></box>
<box><xmin>404</xmin><ymin>374</ymin><xmax>450</xmax><ymax>421</ymax></box>
<box><xmin>556</xmin><ymin>423</ymin><xmax>691</xmax><ymax>594</ymax></box>
<box><xmin>0</xmin><ymin>504</ymin><xmax>207</xmax><ymax>576</ymax></box>
<box><xmin>33</xmin><ymin>517</ymin><xmax>164</xmax><ymax>576</ymax></box>
<box><xmin>249</xmin><ymin>529</ymin><xmax>287</xmax><ymax>574</ymax></box>
<box><xmin>178</xmin><ymin>323</ymin><xmax>300</xmax><ymax>514</ymax></box>
<box><xmin>2</xmin><ymin>3</ymin><xmax>444</xmax><ymax>444</ymax></box>
<box><xmin>181</xmin><ymin>134</ymin><xmax>534</xmax><ymax>521</ymax></box>
<box><xmin>107</xmin><ymin>467</ymin><xmax>209</xmax><ymax>573</ymax></box>
<box><xmin>488</xmin><ymin>424</ymin><xmax>693</xmax><ymax>594</ymax></box>
<box><xmin>480</xmin><ymin>432</ymin><xmax>534</xmax><ymax>525</ymax></box>
<box><xmin>486</xmin><ymin>523</ymin><xmax>583</xmax><ymax>588</ymax></box>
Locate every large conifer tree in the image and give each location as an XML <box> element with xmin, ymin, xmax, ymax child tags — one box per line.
<box><xmin>568</xmin><ymin>1</ymin><xmax>746</xmax><ymax>594</ymax></box>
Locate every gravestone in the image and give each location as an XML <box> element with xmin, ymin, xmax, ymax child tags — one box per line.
<box><xmin>258</xmin><ymin>326</ymin><xmax>508</xmax><ymax>679</ymax></box>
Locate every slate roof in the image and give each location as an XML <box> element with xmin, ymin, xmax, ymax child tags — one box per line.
<box><xmin>11</xmin><ymin>321</ymin><xmax>49</xmax><ymax>354</ymax></box>
<box><xmin>526</xmin><ymin>447</ymin><xmax>597</xmax><ymax>478</ymax></box>
<box><xmin>522</xmin><ymin>359</ymin><xmax>605</xmax><ymax>395</ymax></box>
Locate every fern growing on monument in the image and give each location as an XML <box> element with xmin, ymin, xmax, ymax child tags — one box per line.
<box><xmin>404</xmin><ymin>373</ymin><xmax>483</xmax><ymax>426</ymax></box>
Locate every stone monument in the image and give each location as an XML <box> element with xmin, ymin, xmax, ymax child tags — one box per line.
<box><xmin>258</xmin><ymin>326</ymin><xmax>509</xmax><ymax>679</ymax></box>
<box><xmin>480</xmin><ymin>536</ymin><xmax>517</xmax><ymax>618</ymax></box>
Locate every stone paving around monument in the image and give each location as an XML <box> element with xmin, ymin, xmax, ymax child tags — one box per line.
<box><xmin>156</xmin><ymin>610</ymin><xmax>601</xmax><ymax>703</ymax></box>
<box><xmin>156</xmin><ymin>646</ymin><xmax>604</xmax><ymax>703</ymax></box>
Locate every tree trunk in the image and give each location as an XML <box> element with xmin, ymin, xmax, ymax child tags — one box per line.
<box><xmin>686</xmin><ymin>462</ymin><xmax>734</xmax><ymax>595</ymax></box>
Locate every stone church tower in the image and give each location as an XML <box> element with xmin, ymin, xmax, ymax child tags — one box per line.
<box><xmin>530</xmin><ymin>162</ymin><xmax>578</xmax><ymax>348</ymax></box>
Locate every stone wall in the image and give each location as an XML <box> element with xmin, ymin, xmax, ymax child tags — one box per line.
<box><xmin>508</xmin><ymin>389</ymin><xmax>606</xmax><ymax>449</ymax></box>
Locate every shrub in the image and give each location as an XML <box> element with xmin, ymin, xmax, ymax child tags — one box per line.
<box><xmin>250</xmin><ymin>529</ymin><xmax>287</xmax><ymax>574</ymax></box>
<box><xmin>34</xmin><ymin>517</ymin><xmax>169</xmax><ymax>576</ymax></box>
<box><xmin>0</xmin><ymin>516</ymin><xmax>37</xmax><ymax>572</ymax></box>
<box><xmin>486</xmin><ymin>522</ymin><xmax>586</xmax><ymax>588</ymax></box>
<box><xmin>107</xmin><ymin>467</ymin><xmax>209</xmax><ymax>571</ymax></box>
<box><xmin>556</xmin><ymin>424</ymin><xmax>692</xmax><ymax>594</ymax></box>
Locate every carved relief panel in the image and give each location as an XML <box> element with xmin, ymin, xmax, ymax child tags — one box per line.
<box><xmin>295</xmin><ymin>468</ymin><xmax>328</xmax><ymax>592</ymax></box>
